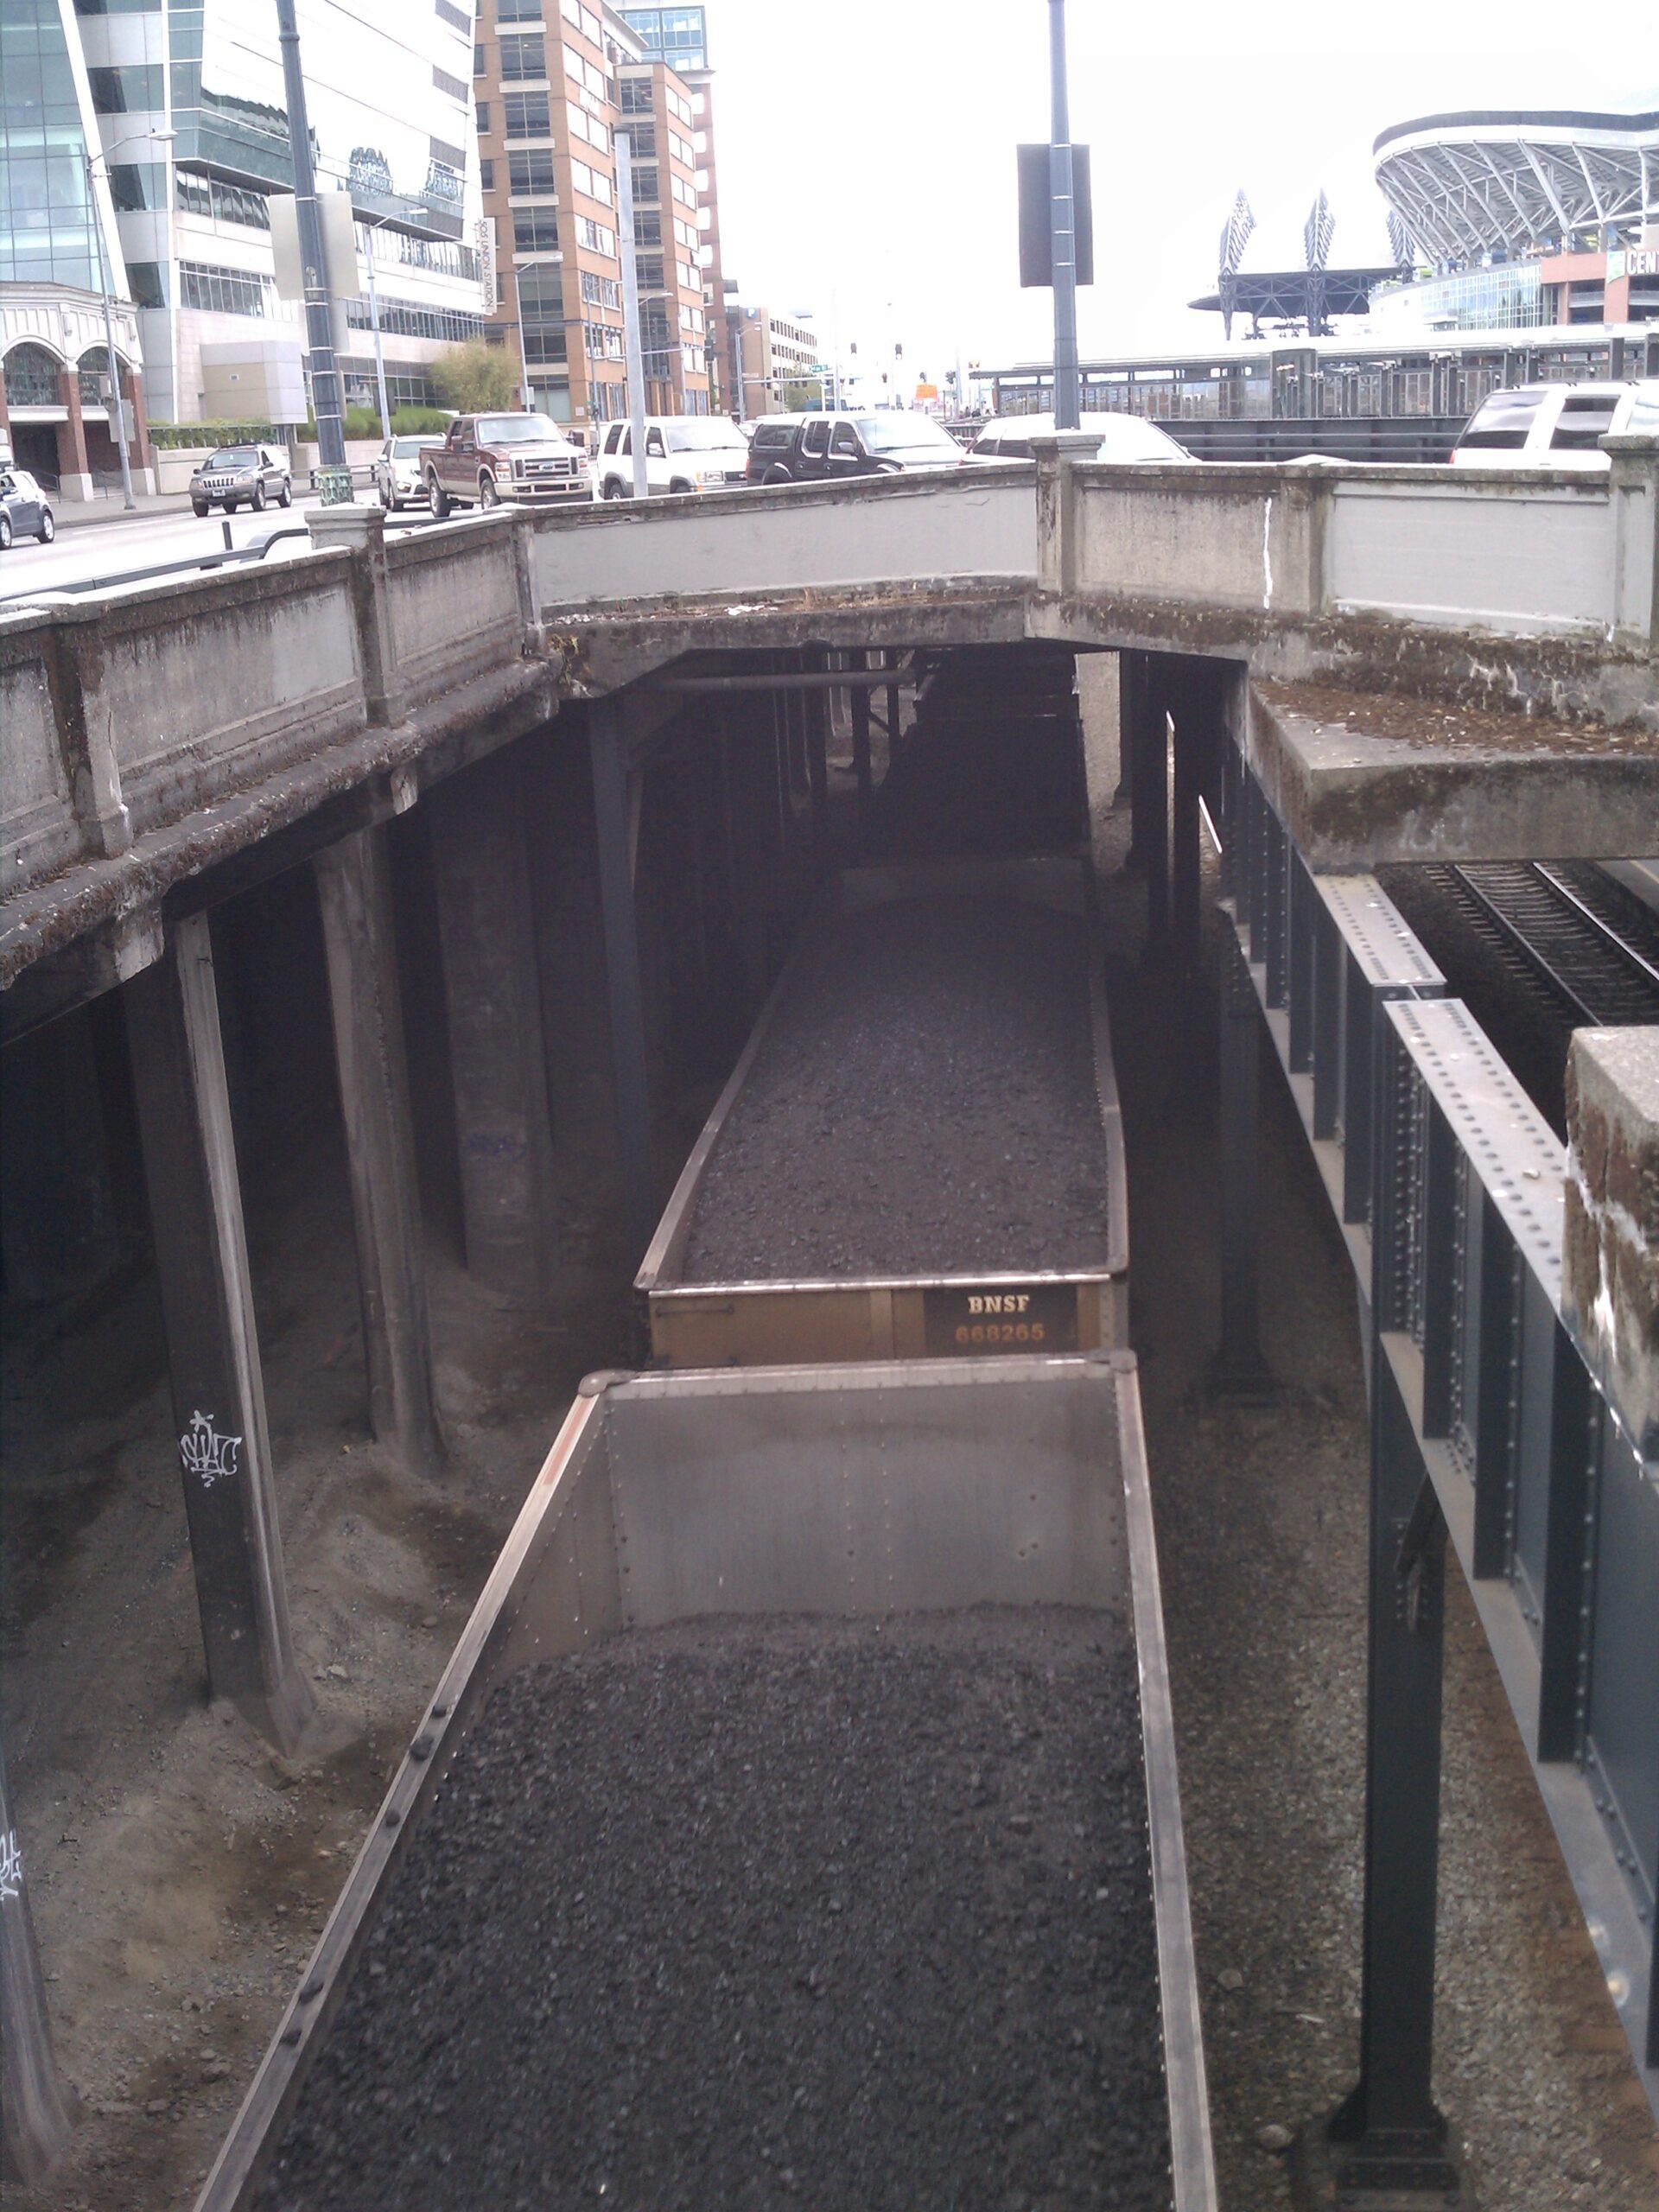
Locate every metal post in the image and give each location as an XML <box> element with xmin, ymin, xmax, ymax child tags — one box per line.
<box><xmin>123</xmin><ymin>914</ymin><xmax>315</xmax><ymax>1752</ymax></box>
<box><xmin>614</xmin><ymin>132</ymin><xmax>650</xmax><ymax>500</ymax></box>
<box><xmin>1211</xmin><ymin>922</ymin><xmax>1275</xmax><ymax>1402</ymax></box>
<box><xmin>885</xmin><ymin>654</ymin><xmax>903</xmax><ymax>763</ymax></box>
<box><xmin>1047</xmin><ymin>0</ymin><xmax>1079</xmax><ymax>432</ymax></box>
<box><xmin>365</xmin><ymin>219</ymin><xmax>392</xmax><ymax>443</ymax></box>
<box><xmin>1171</xmin><ymin>667</ymin><xmax>1204</xmax><ymax>982</ymax></box>
<box><xmin>1</xmin><ymin>1742</ymin><xmax>79</xmax><ymax>2186</ymax></box>
<box><xmin>84</xmin><ymin>151</ymin><xmax>135</xmax><ymax>510</ymax></box>
<box><xmin>589</xmin><ymin>698</ymin><xmax>654</xmax><ymax>1261</ymax></box>
<box><xmin>276</xmin><ymin>0</ymin><xmax>346</xmax><ymax>472</ymax></box>
<box><xmin>851</xmin><ymin>648</ymin><xmax>876</xmax><ymax>841</ymax></box>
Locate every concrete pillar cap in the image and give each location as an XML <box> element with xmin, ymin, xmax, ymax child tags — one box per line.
<box><xmin>307</xmin><ymin>504</ymin><xmax>385</xmax><ymax>551</ymax></box>
<box><xmin>1028</xmin><ymin>430</ymin><xmax>1102</xmax><ymax>459</ymax></box>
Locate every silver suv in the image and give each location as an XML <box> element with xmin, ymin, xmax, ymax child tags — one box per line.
<box><xmin>189</xmin><ymin>442</ymin><xmax>293</xmax><ymax>516</ymax></box>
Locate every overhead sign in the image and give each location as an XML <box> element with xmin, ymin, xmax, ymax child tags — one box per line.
<box><xmin>1016</xmin><ymin>144</ymin><xmax>1093</xmax><ymax>289</ymax></box>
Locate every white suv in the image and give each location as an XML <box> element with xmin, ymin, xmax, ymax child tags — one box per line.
<box><xmin>596</xmin><ymin>415</ymin><xmax>751</xmax><ymax>498</ymax></box>
<box><xmin>1450</xmin><ymin>378</ymin><xmax>1659</xmax><ymax>469</ymax></box>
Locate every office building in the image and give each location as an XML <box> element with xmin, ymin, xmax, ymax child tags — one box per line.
<box><xmin>735</xmin><ymin>302</ymin><xmax>817</xmax><ymax>414</ymax></box>
<box><xmin>2</xmin><ymin>0</ymin><xmax>487</xmax><ymax>492</ymax></box>
<box><xmin>474</xmin><ymin>0</ymin><xmax>716</xmax><ymax>431</ymax></box>
<box><xmin>620</xmin><ymin>6</ymin><xmax>728</xmax><ymax>409</ymax></box>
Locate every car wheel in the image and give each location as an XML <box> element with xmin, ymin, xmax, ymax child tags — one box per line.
<box><xmin>478</xmin><ymin>473</ymin><xmax>499</xmax><ymax>509</ymax></box>
<box><xmin>38</xmin><ymin>507</ymin><xmax>54</xmax><ymax>543</ymax></box>
<box><xmin>669</xmin><ymin>479</ymin><xmax>693</xmax><ymax>496</ymax></box>
<box><xmin>0</xmin><ymin>514</ymin><xmax>11</xmax><ymax>550</ymax></box>
<box><xmin>277</xmin><ymin>480</ymin><xmax>292</xmax><ymax>508</ymax></box>
<box><xmin>192</xmin><ymin>499</ymin><xmax>210</xmax><ymax>518</ymax></box>
<box><xmin>428</xmin><ymin>476</ymin><xmax>450</xmax><ymax>518</ymax></box>
<box><xmin>251</xmin><ymin>483</ymin><xmax>267</xmax><ymax>512</ymax></box>
<box><xmin>763</xmin><ymin>467</ymin><xmax>791</xmax><ymax>484</ymax></box>
<box><xmin>601</xmin><ymin>479</ymin><xmax>624</xmax><ymax>499</ymax></box>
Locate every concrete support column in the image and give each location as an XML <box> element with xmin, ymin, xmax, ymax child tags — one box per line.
<box><xmin>123</xmin><ymin>359</ymin><xmax>156</xmax><ymax>494</ymax></box>
<box><xmin>123</xmin><ymin>914</ymin><xmax>314</xmax><ymax>1752</ymax></box>
<box><xmin>1563</xmin><ymin>1026</ymin><xmax>1659</xmax><ymax>1458</ymax></box>
<box><xmin>306</xmin><ymin>505</ymin><xmax>407</xmax><ymax>726</ymax></box>
<box><xmin>1</xmin><ymin>1742</ymin><xmax>79</xmax><ymax>2187</ymax></box>
<box><xmin>55</xmin><ymin>365</ymin><xmax>92</xmax><ymax>501</ymax></box>
<box><xmin>1127</xmin><ymin>654</ymin><xmax>1169</xmax><ymax>958</ymax></box>
<box><xmin>589</xmin><ymin>697</ymin><xmax>654</xmax><ymax>1263</ymax></box>
<box><xmin>314</xmin><ymin>825</ymin><xmax>442</xmax><ymax>1476</ymax></box>
<box><xmin>428</xmin><ymin>748</ymin><xmax>559</xmax><ymax>1299</ymax></box>
<box><xmin>1603</xmin><ymin>432</ymin><xmax>1659</xmax><ymax>653</ymax></box>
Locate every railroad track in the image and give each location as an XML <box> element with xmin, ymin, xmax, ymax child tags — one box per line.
<box><xmin>1430</xmin><ymin>861</ymin><xmax>1659</xmax><ymax>1028</ymax></box>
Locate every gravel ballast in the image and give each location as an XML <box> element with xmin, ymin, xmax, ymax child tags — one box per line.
<box><xmin>682</xmin><ymin>895</ymin><xmax>1113</xmax><ymax>1282</ymax></box>
<box><xmin>256</xmin><ymin>1607</ymin><xmax>1171</xmax><ymax>2212</ymax></box>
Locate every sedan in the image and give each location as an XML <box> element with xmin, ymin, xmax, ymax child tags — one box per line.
<box><xmin>0</xmin><ymin>467</ymin><xmax>56</xmax><ymax>548</ymax></box>
<box><xmin>372</xmin><ymin>433</ymin><xmax>446</xmax><ymax>512</ymax></box>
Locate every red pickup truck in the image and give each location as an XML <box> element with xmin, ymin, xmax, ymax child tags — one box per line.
<box><xmin>424</xmin><ymin>411</ymin><xmax>593</xmax><ymax>514</ymax></box>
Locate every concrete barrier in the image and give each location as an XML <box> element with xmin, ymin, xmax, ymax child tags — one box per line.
<box><xmin>1565</xmin><ymin>1027</ymin><xmax>1659</xmax><ymax>1459</ymax></box>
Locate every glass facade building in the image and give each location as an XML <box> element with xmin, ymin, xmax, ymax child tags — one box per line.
<box><xmin>3</xmin><ymin>0</ymin><xmax>486</xmax><ymax>429</ymax></box>
<box><xmin>619</xmin><ymin>6</ymin><xmax>708</xmax><ymax>70</ymax></box>
<box><xmin>1369</xmin><ymin>263</ymin><xmax>1547</xmax><ymax>334</ymax></box>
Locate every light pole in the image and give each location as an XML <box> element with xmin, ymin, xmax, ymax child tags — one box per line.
<box><xmin>363</xmin><ymin>208</ymin><xmax>425</xmax><ymax>442</ymax></box>
<box><xmin>276</xmin><ymin>0</ymin><xmax>347</xmax><ymax>474</ymax></box>
<box><xmin>1046</xmin><ymin>0</ymin><xmax>1080</xmax><ymax>430</ymax></box>
<box><xmin>83</xmin><ymin>129</ymin><xmax>174</xmax><ymax>510</ymax></box>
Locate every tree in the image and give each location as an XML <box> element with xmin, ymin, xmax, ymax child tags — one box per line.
<box><xmin>430</xmin><ymin>338</ymin><xmax>520</xmax><ymax>413</ymax></box>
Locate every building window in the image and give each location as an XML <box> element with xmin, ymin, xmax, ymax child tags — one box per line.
<box><xmin>174</xmin><ymin>173</ymin><xmax>271</xmax><ymax>228</ymax></box>
<box><xmin>429</xmin><ymin>136</ymin><xmax>467</xmax><ymax>168</ymax></box>
<box><xmin>620</xmin><ymin>77</ymin><xmax>652</xmax><ymax>114</ymax></box>
<box><xmin>346</xmin><ymin>296</ymin><xmax>485</xmax><ymax>342</ymax></box>
<box><xmin>3</xmin><ymin>344</ymin><xmax>63</xmax><ymax>409</ymax></box>
<box><xmin>575</xmin><ymin>215</ymin><xmax>614</xmax><ymax>253</ymax></box>
<box><xmin>635</xmin><ymin>254</ymin><xmax>664</xmax><ymax>289</ymax></box>
<box><xmin>434</xmin><ymin>63</ymin><xmax>467</xmax><ymax>99</ymax></box>
<box><xmin>505</xmin><ymin>91</ymin><xmax>551</xmax><ymax>137</ymax></box>
<box><xmin>514</xmin><ymin>208</ymin><xmax>560</xmax><ymax>250</ymax></box>
<box><xmin>86</xmin><ymin>64</ymin><xmax>164</xmax><ymax>111</ymax></box>
<box><xmin>499</xmin><ymin>0</ymin><xmax>544</xmax><ymax>16</ymax></box>
<box><xmin>474</xmin><ymin>40</ymin><xmax>486</xmax><ymax>73</ymax></box>
<box><xmin>624</xmin><ymin>124</ymin><xmax>656</xmax><ymax>159</ymax></box>
<box><xmin>631</xmin><ymin>165</ymin><xmax>658</xmax><ymax>203</ymax></box>
<box><xmin>110</xmin><ymin>162</ymin><xmax>168</xmax><ymax>211</ymax></box>
<box><xmin>480</xmin><ymin>157</ymin><xmax>495</xmax><ymax>190</ymax></box>
<box><xmin>437</xmin><ymin>0</ymin><xmax>471</xmax><ymax>30</ymax></box>
<box><xmin>508</xmin><ymin>149</ymin><xmax>556</xmax><ymax>194</ymax></box>
<box><xmin>127</xmin><ymin>261</ymin><xmax>167</xmax><ymax>308</ymax></box>
<box><xmin>579</xmin><ymin>269</ymin><xmax>620</xmax><ymax>308</ymax></box>
<box><xmin>179</xmin><ymin>259</ymin><xmax>271</xmax><ymax>316</ymax></box>
<box><xmin>499</xmin><ymin>33</ymin><xmax>546</xmax><ymax>78</ymax></box>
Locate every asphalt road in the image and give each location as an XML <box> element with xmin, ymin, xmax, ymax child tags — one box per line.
<box><xmin>0</xmin><ymin>495</ymin><xmax>426</xmax><ymax>605</ymax></box>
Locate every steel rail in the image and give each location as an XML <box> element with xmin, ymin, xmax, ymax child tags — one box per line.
<box><xmin>1445</xmin><ymin>861</ymin><xmax>1659</xmax><ymax>1027</ymax></box>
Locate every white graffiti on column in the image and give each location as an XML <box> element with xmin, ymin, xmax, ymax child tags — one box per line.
<box><xmin>179</xmin><ymin>1409</ymin><xmax>243</xmax><ymax>1487</ymax></box>
<box><xmin>0</xmin><ymin>1827</ymin><xmax>22</xmax><ymax>1902</ymax></box>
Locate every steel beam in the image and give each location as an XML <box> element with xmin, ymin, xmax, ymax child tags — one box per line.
<box><xmin>590</xmin><ymin>696</ymin><xmax>655</xmax><ymax>1263</ymax></box>
<box><xmin>0</xmin><ymin>1743</ymin><xmax>78</xmax><ymax>2187</ymax></box>
<box><xmin>1212</xmin><ymin>918</ymin><xmax>1274</xmax><ymax>1401</ymax></box>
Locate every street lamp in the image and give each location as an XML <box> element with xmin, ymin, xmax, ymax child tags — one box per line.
<box><xmin>83</xmin><ymin>128</ymin><xmax>175</xmax><ymax>510</ymax></box>
<box><xmin>362</xmin><ymin>208</ymin><xmax>426</xmax><ymax>442</ymax></box>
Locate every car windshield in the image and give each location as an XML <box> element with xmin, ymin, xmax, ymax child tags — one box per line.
<box><xmin>476</xmin><ymin>415</ymin><xmax>566</xmax><ymax>445</ymax></box>
<box><xmin>392</xmin><ymin>436</ymin><xmax>442</xmax><ymax>456</ymax></box>
<box><xmin>664</xmin><ymin>419</ymin><xmax>741</xmax><ymax>452</ymax></box>
<box><xmin>207</xmin><ymin>448</ymin><xmax>259</xmax><ymax>468</ymax></box>
<box><xmin>855</xmin><ymin>414</ymin><xmax>957</xmax><ymax>454</ymax></box>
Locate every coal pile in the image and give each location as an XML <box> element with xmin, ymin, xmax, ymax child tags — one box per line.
<box><xmin>256</xmin><ymin>1608</ymin><xmax>1171</xmax><ymax>2212</ymax></box>
<box><xmin>682</xmin><ymin>896</ymin><xmax>1113</xmax><ymax>1281</ymax></box>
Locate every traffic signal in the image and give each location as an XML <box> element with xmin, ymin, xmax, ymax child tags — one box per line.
<box><xmin>894</xmin><ymin>342</ymin><xmax>903</xmax><ymax>359</ymax></box>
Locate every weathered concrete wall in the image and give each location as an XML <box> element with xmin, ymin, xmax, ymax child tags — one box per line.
<box><xmin>531</xmin><ymin>468</ymin><xmax>1039</xmax><ymax>609</ymax></box>
<box><xmin>1072</xmin><ymin>463</ymin><xmax>1325</xmax><ymax>616</ymax></box>
<box><xmin>386</xmin><ymin>523</ymin><xmax>525</xmax><ymax>700</ymax></box>
<box><xmin>1564</xmin><ymin>1027</ymin><xmax>1659</xmax><ymax>1459</ymax></box>
<box><xmin>1326</xmin><ymin>474</ymin><xmax>1615</xmax><ymax>638</ymax></box>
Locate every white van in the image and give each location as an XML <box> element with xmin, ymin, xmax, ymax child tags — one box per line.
<box><xmin>1450</xmin><ymin>378</ymin><xmax>1659</xmax><ymax>469</ymax></box>
<box><xmin>595</xmin><ymin>415</ymin><xmax>751</xmax><ymax>497</ymax></box>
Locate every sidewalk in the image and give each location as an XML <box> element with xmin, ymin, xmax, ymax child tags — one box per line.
<box><xmin>54</xmin><ymin>489</ymin><xmax>192</xmax><ymax>530</ymax></box>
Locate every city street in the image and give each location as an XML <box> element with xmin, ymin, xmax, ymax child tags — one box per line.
<box><xmin>0</xmin><ymin>494</ymin><xmax>429</xmax><ymax>606</ymax></box>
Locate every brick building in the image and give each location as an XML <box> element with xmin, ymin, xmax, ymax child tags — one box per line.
<box><xmin>474</xmin><ymin>0</ymin><xmax>715</xmax><ymax>434</ymax></box>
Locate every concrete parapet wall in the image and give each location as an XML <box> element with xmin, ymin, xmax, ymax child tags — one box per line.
<box><xmin>1564</xmin><ymin>1027</ymin><xmax>1659</xmax><ymax>1459</ymax></box>
<box><xmin>386</xmin><ymin>518</ymin><xmax>526</xmax><ymax>702</ymax></box>
<box><xmin>1071</xmin><ymin>463</ymin><xmax>1328</xmax><ymax>617</ymax></box>
<box><xmin>530</xmin><ymin>469</ymin><xmax>1039</xmax><ymax>609</ymax></box>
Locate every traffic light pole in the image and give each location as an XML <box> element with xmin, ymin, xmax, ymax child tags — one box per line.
<box><xmin>1047</xmin><ymin>0</ymin><xmax>1079</xmax><ymax>430</ymax></box>
<box><xmin>276</xmin><ymin>0</ymin><xmax>346</xmax><ymax>472</ymax></box>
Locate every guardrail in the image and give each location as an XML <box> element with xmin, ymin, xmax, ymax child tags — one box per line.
<box><xmin>1219</xmin><ymin>750</ymin><xmax>1658</xmax><ymax>2142</ymax></box>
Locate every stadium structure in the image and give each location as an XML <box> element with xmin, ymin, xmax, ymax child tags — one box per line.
<box><xmin>1371</xmin><ymin>110</ymin><xmax>1659</xmax><ymax>330</ymax></box>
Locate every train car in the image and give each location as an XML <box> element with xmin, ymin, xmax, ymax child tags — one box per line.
<box><xmin>196</xmin><ymin>1355</ymin><xmax>1215</xmax><ymax>2212</ymax></box>
<box><xmin>639</xmin><ymin>855</ymin><xmax>1128</xmax><ymax>1367</ymax></box>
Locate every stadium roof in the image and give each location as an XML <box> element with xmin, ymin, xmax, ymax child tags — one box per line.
<box><xmin>1188</xmin><ymin>268</ymin><xmax>1396</xmax><ymax>336</ymax></box>
<box><xmin>1375</xmin><ymin>110</ymin><xmax>1658</xmax><ymax>269</ymax></box>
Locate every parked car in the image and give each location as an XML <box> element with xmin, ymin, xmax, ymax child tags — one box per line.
<box><xmin>595</xmin><ymin>415</ymin><xmax>752</xmax><ymax>498</ymax></box>
<box><xmin>744</xmin><ymin>410</ymin><xmax>964</xmax><ymax>485</ymax></box>
<box><xmin>963</xmin><ymin>411</ymin><xmax>1191</xmax><ymax>464</ymax></box>
<box><xmin>372</xmin><ymin>433</ymin><xmax>446</xmax><ymax>511</ymax></box>
<box><xmin>188</xmin><ymin>442</ymin><xmax>292</xmax><ymax>516</ymax></box>
<box><xmin>1450</xmin><ymin>379</ymin><xmax>1659</xmax><ymax>469</ymax></box>
<box><xmin>424</xmin><ymin>413</ymin><xmax>592</xmax><ymax>514</ymax></box>
<box><xmin>0</xmin><ymin>467</ymin><xmax>55</xmax><ymax>548</ymax></box>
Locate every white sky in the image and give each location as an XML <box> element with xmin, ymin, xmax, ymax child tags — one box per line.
<box><xmin>702</xmin><ymin>1</ymin><xmax>1655</xmax><ymax>385</ymax></box>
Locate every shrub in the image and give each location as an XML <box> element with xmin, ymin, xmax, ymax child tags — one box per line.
<box><xmin>429</xmin><ymin>338</ymin><xmax>520</xmax><ymax>414</ymax></box>
<box><xmin>148</xmin><ymin>420</ymin><xmax>279</xmax><ymax>449</ymax></box>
